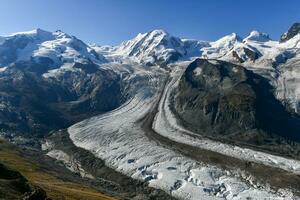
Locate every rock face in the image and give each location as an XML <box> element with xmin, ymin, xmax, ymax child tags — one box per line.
<box><xmin>280</xmin><ymin>23</ymin><xmax>300</xmax><ymax>42</ymax></box>
<box><xmin>174</xmin><ymin>59</ymin><xmax>300</xmax><ymax>144</ymax></box>
<box><xmin>0</xmin><ymin>61</ymin><xmax>122</xmax><ymax>137</ymax></box>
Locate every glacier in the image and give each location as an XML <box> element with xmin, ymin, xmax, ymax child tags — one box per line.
<box><xmin>68</xmin><ymin>61</ymin><xmax>296</xmax><ymax>199</ymax></box>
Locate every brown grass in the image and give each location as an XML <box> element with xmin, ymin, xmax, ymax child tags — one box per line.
<box><xmin>0</xmin><ymin>140</ymin><xmax>117</xmax><ymax>200</ymax></box>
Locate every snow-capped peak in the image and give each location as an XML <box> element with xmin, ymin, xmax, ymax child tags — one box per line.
<box><xmin>114</xmin><ymin>29</ymin><xmax>187</xmax><ymax>65</ymax></box>
<box><xmin>211</xmin><ymin>33</ymin><xmax>241</xmax><ymax>47</ymax></box>
<box><xmin>117</xmin><ymin>29</ymin><xmax>171</xmax><ymax>54</ymax></box>
<box><xmin>8</xmin><ymin>28</ymin><xmax>54</xmax><ymax>41</ymax></box>
<box><xmin>0</xmin><ymin>29</ymin><xmax>106</xmax><ymax>67</ymax></box>
<box><xmin>243</xmin><ymin>30</ymin><xmax>270</xmax><ymax>42</ymax></box>
<box><xmin>148</xmin><ymin>29</ymin><xmax>169</xmax><ymax>36</ymax></box>
<box><xmin>200</xmin><ymin>33</ymin><xmax>241</xmax><ymax>59</ymax></box>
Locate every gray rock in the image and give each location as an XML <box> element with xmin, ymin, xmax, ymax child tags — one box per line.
<box><xmin>174</xmin><ymin>59</ymin><xmax>300</xmax><ymax>146</ymax></box>
<box><xmin>280</xmin><ymin>22</ymin><xmax>300</xmax><ymax>42</ymax></box>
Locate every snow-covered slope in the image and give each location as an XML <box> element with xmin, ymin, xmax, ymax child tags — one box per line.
<box><xmin>201</xmin><ymin>33</ymin><xmax>242</xmax><ymax>59</ymax></box>
<box><xmin>213</xmin><ymin>31</ymin><xmax>300</xmax><ymax>69</ymax></box>
<box><xmin>0</xmin><ymin>28</ymin><xmax>106</xmax><ymax>67</ymax></box>
<box><xmin>92</xmin><ymin>29</ymin><xmax>209</xmax><ymax>65</ymax></box>
<box><xmin>114</xmin><ymin>29</ymin><xmax>186</xmax><ymax>65</ymax></box>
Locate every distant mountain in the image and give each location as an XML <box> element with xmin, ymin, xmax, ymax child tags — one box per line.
<box><xmin>92</xmin><ymin>29</ymin><xmax>209</xmax><ymax>65</ymax></box>
<box><xmin>0</xmin><ymin>24</ymin><xmax>300</xmax><ymax>136</ymax></box>
<box><xmin>0</xmin><ymin>29</ymin><xmax>106</xmax><ymax>68</ymax></box>
<box><xmin>0</xmin><ymin>29</ymin><xmax>121</xmax><ymax>136</ymax></box>
<box><xmin>114</xmin><ymin>29</ymin><xmax>187</xmax><ymax>65</ymax></box>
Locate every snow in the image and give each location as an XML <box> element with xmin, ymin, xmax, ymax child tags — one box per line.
<box><xmin>0</xmin><ymin>29</ymin><xmax>106</xmax><ymax>70</ymax></box>
<box><xmin>110</xmin><ymin>29</ymin><xmax>204</xmax><ymax>65</ymax></box>
<box><xmin>66</xmin><ymin>28</ymin><xmax>300</xmax><ymax>199</ymax></box>
<box><xmin>2</xmin><ymin>27</ymin><xmax>299</xmax><ymax>115</ymax></box>
<box><xmin>201</xmin><ymin>33</ymin><xmax>241</xmax><ymax>59</ymax></box>
<box><xmin>1</xmin><ymin>27</ymin><xmax>300</xmax><ymax>199</ymax></box>
<box><xmin>42</xmin><ymin>63</ymin><xmax>80</xmax><ymax>79</ymax></box>
<box><xmin>243</xmin><ymin>31</ymin><xmax>270</xmax><ymax>42</ymax></box>
<box><xmin>8</xmin><ymin>28</ymin><xmax>54</xmax><ymax>41</ymax></box>
<box><xmin>0</xmin><ymin>67</ymin><xmax>7</xmax><ymax>72</ymax></box>
<box><xmin>193</xmin><ymin>67</ymin><xmax>202</xmax><ymax>76</ymax></box>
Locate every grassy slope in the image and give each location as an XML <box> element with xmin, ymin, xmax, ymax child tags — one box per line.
<box><xmin>0</xmin><ymin>140</ymin><xmax>117</xmax><ymax>200</ymax></box>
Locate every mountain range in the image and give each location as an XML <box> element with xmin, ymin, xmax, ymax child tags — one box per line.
<box><xmin>1</xmin><ymin>23</ymin><xmax>300</xmax><ymax>200</ymax></box>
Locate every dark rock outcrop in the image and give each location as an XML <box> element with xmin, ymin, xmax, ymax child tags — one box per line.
<box><xmin>280</xmin><ymin>22</ymin><xmax>300</xmax><ymax>42</ymax></box>
<box><xmin>243</xmin><ymin>47</ymin><xmax>261</xmax><ymax>62</ymax></box>
<box><xmin>0</xmin><ymin>61</ymin><xmax>123</xmax><ymax>137</ymax></box>
<box><xmin>174</xmin><ymin>59</ymin><xmax>300</xmax><ymax>145</ymax></box>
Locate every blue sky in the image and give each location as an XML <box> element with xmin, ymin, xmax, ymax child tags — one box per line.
<box><xmin>0</xmin><ymin>0</ymin><xmax>299</xmax><ymax>45</ymax></box>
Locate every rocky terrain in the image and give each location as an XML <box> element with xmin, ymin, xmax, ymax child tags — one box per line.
<box><xmin>174</xmin><ymin>59</ymin><xmax>300</xmax><ymax>157</ymax></box>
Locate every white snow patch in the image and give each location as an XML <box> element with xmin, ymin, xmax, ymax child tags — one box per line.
<box><xmin>0</xmin><ymin>67</ymin><xmax>7</xmax><ymax>72</ymax></box>
<box><xmin>193</xmin><ymin>67</ymin><xmax>202</xmax><ymax>76</ymax></box>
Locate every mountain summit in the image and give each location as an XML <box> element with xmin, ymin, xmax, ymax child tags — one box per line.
<box><xmin>0</xmin><ymin>29</ymin><xmax>105</xmax><ymax>67</ymax></box>
<box><xmin>243</xmin><ymin>30</ymin><xmax>270</xmax><ymax>42</ymax></box>
<box><xmin>114</xmin><ymin>29</ymin><xmax>187</xmax><ymax>65</ymax></box>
